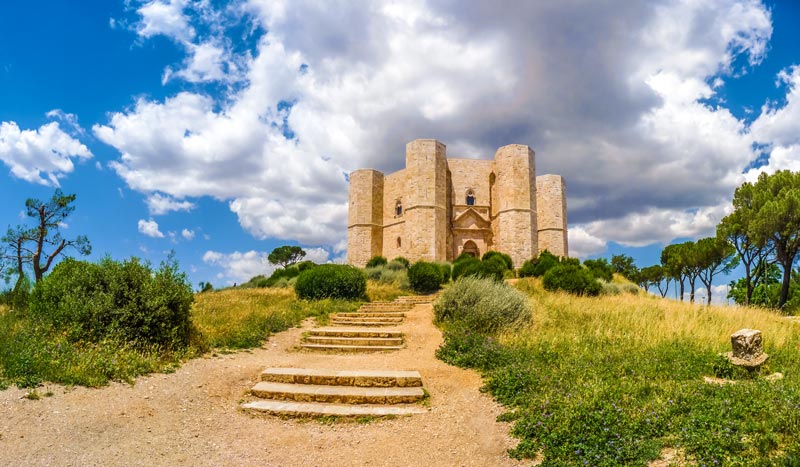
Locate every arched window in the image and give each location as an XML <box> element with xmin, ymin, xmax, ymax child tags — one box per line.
<box><xmin>466</xmin><ymin>189</ymin><xmax>475</xmax><ymax>206</ymax></box>
<box><xmin>395</xmin><ymin>199</ymin><xmax>403</xmax><ymax>216</ymax></box>
<box><xmin>462</xmin><ymin>240</ymin><xmax>479</xmax><ymax>257</ymax></box>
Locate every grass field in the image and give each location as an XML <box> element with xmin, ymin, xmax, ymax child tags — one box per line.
<box><xmin>438</xmin><ymin>278</ymin><xmax>800</xmax><ymax>466</ymax></box>
<box><xmin>0</xmin><ymin>283</ymin><xmax>405</xmax><ymax>388</ymax></box>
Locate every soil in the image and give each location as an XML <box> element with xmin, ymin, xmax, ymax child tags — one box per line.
<box><xmin>0</xmin><ymin>303</ymin><xmax>527</xmax><ymax>467</ymax></box>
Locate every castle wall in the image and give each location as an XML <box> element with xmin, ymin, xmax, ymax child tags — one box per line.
<box><xmin>381</xmin><ymin>169</ymin><xmax>407</xmax><ymax>261</ymax></box>
<box><xmin>404</xmin><ymin>139</ymin><xmax>447</xmax><ymax>262</ymax></box>
<box><xmin>447</xmin><ymin>158</ymin><xmax>494</xmax><ymax>259</ymax></box>
<box><xmin>536</xmin><ymin>174</ymin><xmax>569</xmax><ymax>257</ymax></box>
<box><xmin>347</xmin><ymin>169</ymin><xmax>384</xmax><ymax>267</ymax></box>
<box><xmin>493</xmin><ymin>145</ymin><xmax>538</xmax><ymax>269</ymax></box>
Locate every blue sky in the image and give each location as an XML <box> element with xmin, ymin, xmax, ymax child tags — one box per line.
<box><xmin>1</xmin><ymin>1</ymin><xmax>800</xmax><ymax>298</ymax></box>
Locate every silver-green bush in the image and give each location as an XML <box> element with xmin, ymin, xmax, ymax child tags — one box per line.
<box><xmin>433</xmin><ymin>276</ymin><xmax>531</xmax><ymax>334</ymax></box>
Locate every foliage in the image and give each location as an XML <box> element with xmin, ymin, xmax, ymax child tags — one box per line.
<box><xmin>583</xmin><ymin>257</ymin><xmax>614</xmax><ymax>282</ymax></box>
<box><xmin>481</xmin><ymin>254</ymin><xmax>509</xmax><ymax>281</ymax></box>
<box><xmin>408</xmin><ymin>261</ymin><xmax>443</xmax><ymax>294</ymax></box>
<box><xmin>482</xmin><ymin>251</ymin><xmax>513</xmax><ymax>270</ymax></box>
<box><xmin>267</xmin><ymin>245</ymin><xmax>306</xmax><ymax>268</ymax></box>
<box><xmin>695</xmin><ymin>236</ymin><xmax>737</xmax><ymax>305</ymax></box>
<box><xmin>1</xmin><ymin>189</ymin><xmax>91</xmax><ymax>285</ymax></box>
<box><xmin>434</xmin><ymin>262</ymin><xmax>452</xmax><ymax>283</ymax></box>
<box><xmin>452</xmin><ymin>255</ymin><xmax>484</xmax><ymax>280</ymax></box>
<box><xmin>198</xmin><ymin>281</ymin><xmax>214</xmax><ymax>293</ymax></box>
<box><xmin>433</xmin><ymin>276</ymin><xmax>531</xmax><ymax>334</ymax></box>
<box><xmin>436</xmin><ymin>278</ymin><xmax>800</xmax><ymax>465</ymax></box>
<box><xmin>386</xmin><ymin>260</ymin><xmax>407</xmax><ymax>271</ymax></box>
<box><xmin>294</xmin><ymin>264</ymin><xmax>367</xmax><ymax>300</ymax></box>
<box><xmin>542</xmin><ymin>264</ymin><xmax>602</xmax><ymax>296</ymax></box>
<box><xmin>391</xmin><ymin>256</ymin><xmax>410</xmax><ymax>268</ymax></box>
<box><xmin>365</xmin><ymin>256</ymin><xmax>388</xmax><ymax>268</ymax></box>
<box><xmin>28</xmin><ymin>256</ymin><xmax>194</xmax><ymax>349</ymax></box>
<box><xmin>518</xmin><ymin>250</ymin><xmax>560</xmax><ymax>278</ymax></box>
<box><xmin>611</xmin><ymin>253</ymin><xmax>638</xmax><ymax>280</ymax></box>
<box><xmin>364</xmin><ymin>264</ymin><xmax>409</xmax><ymax>288</ymax></box>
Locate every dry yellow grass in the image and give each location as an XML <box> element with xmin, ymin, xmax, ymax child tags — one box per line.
<box><xmin>366</xmin><ymin>281</ymin><xmax>406</xmax><ymax>301</ymax></box>
<box><xmin>514</xmin><ymin>277</ymin><xmax>799</xmax><ymax>352</ymax></box>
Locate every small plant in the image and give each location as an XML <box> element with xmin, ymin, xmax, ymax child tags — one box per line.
<box><xmin>542</xmin><ymin>264</ymin><xmax>601</xmax><ymax>296</ymax></box>
<box><xmin>386</xmin><ymin>260</ymin><xmax>407</xmax><ymax>271</ymax></box>
<box><xmin>365</xmin><ymin>256</ymin><xmax>388</xmax><ymax>268</ymax></box>
<box><xmin>294</xmin><ymin>264</ymin><xmax>367</xmax><ymax>300</ymax></box>
<box><xmin>583</xmin><ymin>258</ymin><xmax>614</xmax><ymax>282</ymax></box>
<box><xmin>481</xmin><ymin>255</ymin><xmax>508</xmax><ymax>282</ymax></box>
<box><xmin>452</xmin><ymin>256</ymin><xmax>484</xmax><ymax>280</ymax></box>
<box><xmin>482</xmin><ymin>251</ymin><xmax>514</xmax><ymax>270</ymax></box>
<box><xmin>391</xmin><ymin>257</ymin><xmax>410</xmax><ymax>268</ymax></box>
<box><xmin>408</xmin><ymin>261</ymin><xmax>443</xmax><ymax>294</ymax></box>
<box><xmin>434</xmin><ymin>262</ymin><xmax>452</xmax><ymax>283</ymax></box>
<box><xmin>434</xmin><ymin>276</ymin><xmax>531</xmax><ymax>334</ymax></box>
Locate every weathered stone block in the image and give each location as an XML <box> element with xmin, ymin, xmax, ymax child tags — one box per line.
<box><xmin>726</xmin><ymin>328</ymin><xmax>768</xmax><ymax>368</ymax></box>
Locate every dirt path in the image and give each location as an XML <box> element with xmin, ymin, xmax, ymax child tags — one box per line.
<box><xmin>0</xmin><ymin>303</ymin><xmax>526</xmax><ymax>467</ymax></box>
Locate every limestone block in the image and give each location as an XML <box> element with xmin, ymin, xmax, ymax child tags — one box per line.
<box><xmin>726</xmin><ymin>328</ymin><xmax>768</xmax><ymax>368</ymax></box>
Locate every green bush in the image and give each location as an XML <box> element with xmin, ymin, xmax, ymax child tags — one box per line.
<box><xmin>391</xmin><ymin>257</ymin><xmax>410</xmax><ymax>268</ymax></box>
<box><xmin>434</xmin><ymin>276</ymin><xmax>531</xmax><ymax>334</ymax></box>
<box><xmin>296</xmin><ymin>260</ymin><xmax>316</xmax><ymax>271</ymax></box>
<box><xmin>518</xmin><ymin>259</ymin><xmax>537</xmax><ymax>278</ymax></box>
<box><xmin>365</xmin><ymin>256</ymin><xmax>388</xmax><ymax>268</ymax></box>
<box><xmin>583</xmin><ymin>258</ymin><xmax>614</xmax><ymax>282</ymax></box>
<box><xmin>452</xmin><ymin>256</ymin><xmax>484</xmax><ymax>280</ymax></box>
<box><xmin>542</xmin><ymin>264</ymin><xmax>601</xmax><ymax>296</ymax></box>
<box><xmin>482</xmin><ymin>251</ymin><xmax>513</xmax><ymax>270</ymax></box>
<box><xmin>28</xmin><ymin>257</ymin><xmax>194</xmax><ymax>349</ymax></box>
<box><xmin>386</xmin><ymin>260</ymin><xmax>407</xmax><ymax>271</ymax></box>
<box><xmin>408</xmin><ymin>261</ymin><xmax>443</xmax><ymax>294</ymax></box>
<box><xmin>435</xmin><ymin>262</ymin><xmax>452</xmax><ymax>283</ymax></box>
<box><xmin>294</xmin><ymin>264</ymin><xmax>366</xmax><ymax>300</ymax></box>
<box><xmin>482</xmin><ymin>255</ymin><xmax>508</xmax><ymax>282</ymax></box>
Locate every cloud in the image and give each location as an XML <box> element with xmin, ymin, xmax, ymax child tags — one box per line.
<box><xmin>568</xmin><ymin>226</ymin><xmax>608</xmax><ymax>259</ymax></box>
<box><xmin>146</xmin><ymin>192</ymin><xmax>196</xmax><ymax>215</ymax></box>
<box><xmin>0</xmin><ymin>120</ymin><xmax>92</xmax><ymax>186</ymax></box>
<box><xmin>181</xmin><ymin>228</ymin><xmax>195</xmax><ymax>240</ymax></box>
<box><xmin>97</xmin><ymin>0</ymin><xmax>781</xmax><ymax>252</ymax></box>
<box><xmin>138</xmin><ymin>218</ymin><xmax>165</xmax><ymax>238</ymax></box>
<box><xmin>202</xmin><ymin>250</ymin><xmax>270</xmax><ymax>284</ymax></box>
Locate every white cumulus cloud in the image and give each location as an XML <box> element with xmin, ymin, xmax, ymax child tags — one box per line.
<box><xmin>138</xmin><ymin>218</ymin><xmax>165</xmax><ymax>238</ymax></box>
<box><xmin>181</xmin><ymin>228</ymin><xmax>195</xmax><ymax>240</ymax></box>
<box><xmin>146</xmin><ymin>192</ymin><xmax>196</xmax><ymax>215</ymax></box>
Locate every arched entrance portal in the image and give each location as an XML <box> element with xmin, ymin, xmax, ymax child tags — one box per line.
<box><xmin>462</xmin><ymin>240</ymin><xmax>479</xmax><ymax>258</ymax></box>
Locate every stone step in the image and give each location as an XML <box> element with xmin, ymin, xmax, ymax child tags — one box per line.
<box><xmin>359</xmin><ymin>303</ymin><xmax>414</xmax><ymax>309</ymax></box>
<box><xmin>330</xmin><ymin>320</ymin><xmax>400</xmax><ymax>327</ymax></box>
<box><xmin>259</xmin><ymin>368</ymin><xmax>422</xmax><ymax>387</ymax></box>
<box><xmin>333</xmin><ymin>312</ymin><xmax>406</xmax><ymax>318</ymax></box>
<box><xmin>300</xmin><ymin>343</ymin><xmax>404</xmax><ymax>352</ymax></box>
<box><xmin>251</xmin><ymin>382</ymin><xmax>424</xmax><ymax>404</ymax></box>
<box><xmin>309</xmin><ymin>327</ymin><xmax>402</xmax><ymax>338</ymax></box>
<box><xmin>332</xmin><ymin>316</ymin><xmax>403</xmax><ymax>323</ymax></box>
<box><xmin>304</xmin><ymin>336</ymin><xmax>403</xmax><ymax>346</ymax></box>
<box><xmin>242</xmin><ymin>400</ymin><xmax>427</xmax><ymax>417</ymax></box>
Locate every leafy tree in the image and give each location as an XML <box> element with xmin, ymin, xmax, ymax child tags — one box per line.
<box><xmin>3</xmin><ymin>189</ymin><xmax>91</xmax><ymax>285</ymax></box>
<box><xmin>610</xmin><ymin>254</ymin><xmax>638</xmax><ymax>280</ymax></box>
<box><xmin>728</xmin><ymin>263</ymin><xmax>782</xmax><ymax>307</ymax></box>
<box><xmin>198</xmin><ymin>281</ymin><xmax>214</xmax><ymax>293</ymax></box>
<box><xmin>583</xmin><ymin>258</ymin><xmax>614</xmax><ymax>282</ymax></box>
<box><xmin>741</xmin><ymin>171</ymin><xmax>800</xmax><ymax>308</ymax></box>
<box><xmin>695</xmin><ymin>237</ymin><xmax>736</xmax><ymax>305</ymax></box>
<box><xmin>637</xmin><ymin>265</ymin><xmax>665</xmax><ymax>296</ymax></box>
<box><xmin>718</xmin><ymin>182</ymin><xmax>774</xmax><ymax>306</ymax></box>
<box><xmin>661</xmin><ymin>242</ymin><xmax>690</xmax><ymax>301</ymax></box>
<box><xmin>267</xmin><ymin>245</ymin><xmax>306</xmax><ymax>269</ymax></box>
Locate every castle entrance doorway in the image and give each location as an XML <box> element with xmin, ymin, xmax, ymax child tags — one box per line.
<box><xmin>462</xmin><ymin>240</ymin><xmax>479</xmax><ymax>258</ymax></box>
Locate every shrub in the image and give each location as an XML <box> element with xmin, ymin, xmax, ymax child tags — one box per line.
<box><xmin>264</xmin><ymin>266</ymin><xmax>300</xmax><ymax>287</ymax></box>
<box><xmin>452</xmin><ymin>256</ymin><xmax>484</xmax><ymax>280</ymax></box>
<box><xmin>296</xmin><ymin>260</ymin><xmax>316</xmax><ymax>271</ymax></box>
<box><xmin>365</xmin><ymin>256</ymin><xmax>388</xmax><ymax>268</ymax></box>
<box><xmin>620</xmin><ymin>283</ymin><xmax>640</xmax><ymax>295</ymax></box>
<box><xmin>435</xmin><ymin>262</ymin><xmax>452</xmax><ymax>283</ymax></box>
<box><xmin>294</xmin><ymin>264</ymin><xmax>367</xmax><ymax>300</ymax></box>
<box><xmin>408</xmin><ymin>261</ymin><xmax>443</xmax><ymax>294</ymax></box>
<box><xmin>28</xmin><ymin>257</ymin><xmax>194</xmax><ymax>349</ymax></box>
<box><xmin>518</xmin><ymin>259</ymin><xmax>537</xmax><ymax>278</ymax></box>
<box><xmin>542</xmin><ymin>264</ymin><xmax>601</xmax><ymax>296</ymax></box>
<box><xmin>531</xmin><ymin>250</ymin><xmax>560</xmax><ymax>277</ymax></box>
<box><xmin>386</xmin><ymin>260</ymin><xmax>407</xmax><ymax>271</ymax></box>
<box><xmin>598</xmin><ymin>279</ymin><xmax>620</xmax><ymax>295</ymax></box>
<box><xmin>583</xmin><ymin>258</ymin><xmax>614</xmax><ymax>282</ymax></box>
<box><xmin>364</xmin><ymin>266</ymin><xmax>385</xmax><ymax>281</ymax></box>
<box><xmin>391</xmin><ymin>257</ymin><xmax>410</xmax><ymax>268</ymax></box>
<box><xmin>482</xmin><ymin>251</ymin><xmax>513</xmax><ymax>270</ymax></box>
<box><xmin>482</xmin><ymin>255</ymin><xmax>508</xmax><ymax>282</ymax></box>
<box><xmin>434</xmin><ymin>276</ymin><xmax>531</xmax><ymax>334</ymax></box>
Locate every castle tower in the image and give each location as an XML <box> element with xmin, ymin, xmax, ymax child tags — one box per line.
<box><xmin>404</xmin><ymin>139</ymin><xmax>448</xmax><ymax>262</ymax></box>
<box><xmin>536</xmin><ymin>174</ymin><xmax>569</xmax><ymax>257</ymax></box>
<box><xmin>347</xmin><ymin>169</ymin><xmax>384</xmax><ymax>266</ymax></box>
<box><xmin>494</xmin><ymin>144</ymin><xmax>537</xmax><ymax>268</ymax></box>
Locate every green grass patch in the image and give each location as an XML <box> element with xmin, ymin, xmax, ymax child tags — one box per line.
<box><xmin>436</xmin><ymin>278</ymin><xmax>800</xmax><ymax>465</ymax></box>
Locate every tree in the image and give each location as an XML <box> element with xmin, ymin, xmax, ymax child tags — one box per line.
<box><xmin>662</xmin><ymin>242</ymin><xmax>690</xmax><ymax>301</ymax></box>
<box><xmin>267</xmin><ymin>245</ymin><xmax>306</xmax><ymax>269</ymax></box>
<box><xmin>746</xmin><ymin>171</ymin><xmax>800</xmax><ymax>308</ymax></box>
<box><xmin>637</xmin><ymin>265</ymin><xmax>664</xmax><ymax>294</ymax></box>
<box><xmin>718</xmin><ymin>182</ymin><xmax>773</xmax><ymax>306</ymax></box>
<box><xmin>3</xmin><ymin>189</ymin><xmax>91</xmax><ymax>284</ymax></box>
<box><xmin>611</xmin><ymin>254</ymin><xmax>638</xmax><ymax>280</ymax></box>
<box><xmin>695</xmin><ymin>237</ymin><xmax>735</xmax><ymax>305</ymax></box>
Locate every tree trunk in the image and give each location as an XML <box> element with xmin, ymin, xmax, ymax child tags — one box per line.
<box><xmin>779</xmin><ymin>262</ymin><xmax>791</xmax><ymax>308</ymax></box>
<box><xmin>744</xmin><ymin>262</ymin><xmax>752</xmax><ymax>306</ymax></box>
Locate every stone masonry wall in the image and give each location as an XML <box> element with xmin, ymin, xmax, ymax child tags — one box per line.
<box><xmin>493</xmin><ymin>144</ymin><xmax>537</xmax><ymax>269</ymax></box>
<box><xmin>536</xmin><ymin>174</ymin><xmax>569</xmax><ymax>257</ymax></box>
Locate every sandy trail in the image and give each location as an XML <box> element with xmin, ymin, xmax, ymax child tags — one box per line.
<box><xmin>0</xmin><ymin>303</ymin><xmax>525</xmax><ymax>467</ymax></box>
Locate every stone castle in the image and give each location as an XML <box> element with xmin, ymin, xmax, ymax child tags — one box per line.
<box><xmin>347</xmin><ymin>139</ymin><xmax>568</xmax><ymax>269</ymax></box>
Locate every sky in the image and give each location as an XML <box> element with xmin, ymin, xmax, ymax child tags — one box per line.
<box><xmin>1</xmin><ymin>0</ymin><xmax>800</xmax><ymax>299</ymax></box>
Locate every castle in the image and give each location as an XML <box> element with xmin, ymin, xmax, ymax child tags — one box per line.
<box><xmin>347</xmin><ymin>139</ymin><xmax>568</xmax><ymax>269</ymax></box>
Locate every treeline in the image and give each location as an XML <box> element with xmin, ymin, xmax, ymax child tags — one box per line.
<box><xmin>613</xmin><ymin>170</ymin><xmax>800</xmax><ymax>311</ymax></box>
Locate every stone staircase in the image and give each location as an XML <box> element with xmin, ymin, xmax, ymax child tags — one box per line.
<box><xmin>243</xmin><ymin>368</ymin><xmax>428</xmax><ymax>417</ymax></box>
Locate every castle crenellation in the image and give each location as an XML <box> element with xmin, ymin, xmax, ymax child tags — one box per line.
<box><xmin>347</xmin><ymin>139</ymin><xmax>568</xmax><ymax>268</ymax></box>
